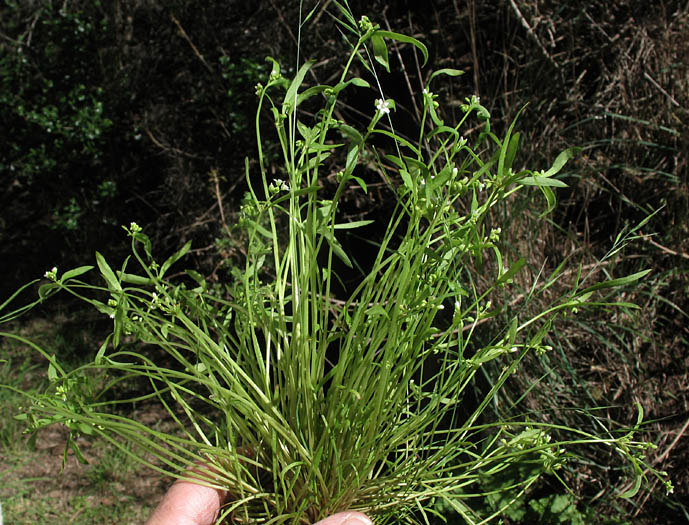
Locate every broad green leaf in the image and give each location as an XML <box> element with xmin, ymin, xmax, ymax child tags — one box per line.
<box><xmin>94</xmin><ymin>334</ymin><xmax>112</xmax><ymax>364</ymax></box>
<box><xmin>297</xmin><ymin>120</ymin><xmax>314</xmax><ymax>141</ymax></box>
<box><xmin>366</xmin><ymin>304</ymin><xmax>389</xmax><ymax>319</ymax></box>
<box><xmin>507</xmin><ymin>317</ymin><xmax>518</xmax><ymax>347</ymax></box>
<box><xmin>543</xmin><ymin>147</ymin><xmax>581</xmax><ymax>178</ymax></box>
<box><xmin>345</xmin><ymin>143</ymin><xmax>360</xmax><ymax>173</ymax></box>
<box><xmin>427</xmin><ymin>95</ymin><xmax>444</xmax><ymax>126</ymax></box>
<box><xmin>521</xmin><ymin>176</ymin><xmax>568</xmax><ymax>188</ymax></box>
<box><xmin>426</xmin><ymin>125</ymin><xmax>459</xmax><ymax>141</ymax></box>
<box><xmin>61</xmin><ymin>265</ymin><xmax>94</xmax><ymax>281</ymax></box>
<box><xmin>332</xmin><ymin>77</ymin><xmax>370</xmax><ymax>96</ymax></box>
<box><xmin>505</xmin><ymin>132</ymin><xmax>520</xmax><ymax>173</ymax></box>
<box><xmin>497</xmin><ymin>257</ymin><xmax>526</xmax><ymax>285</ymax></box>
<box><xmin>283</xmin><ymin>59</ymin><xmax>316</xmax><ymax>114</ymax></box>
<box><xmin>77</xmin><ymin>422</ymin><xmax>95</xmax><ymax>436</ymax></box>
<box><xmin>370</xmin><ymin>33</ymin><xmax>389</xmax><ymax>71</ymax></box>
<box><xmin>577</xmin><ymin>269</ymin><xmax>652</xmax><ymax>295</ymax></box>
<box><xmin>117</xmin><ymin>272</ymin><xmax>154</xmax><ymax>286</ymax></box>
<box><xmin>246</xmin><ymin>220</ymin><xmax>274</xmax><ymax>240</ymax></box>
<box><xmin>539</xmin><ymin>185</ymin><xmax>557</xmax><ymax>216</ymax></box>
<box><xmin>384</xmin><ymin>154</ymin><xmax>405</xmax><ymax>170</ymax></box>
<box><xmin>321</xmin><ymin>229</ymin><xmax>352</xmax><ymax>268</ymax></box>
<box><xmin>265</xmin><ymin>56</ymin><xmax>281</xmax><ymax>80</ymax></box>
<box><xmin>307</xmin><ymin>152</ymin><xmax>331</xmax><ymax>170</ymax></box>
<box><xmin>47</xmin><ymin>359</ymin><xmax>58</xmax><ymax>382</ymax></box>
<box><xmin>399</xmin><ymin>169</ymin><xmax>413</xmax><ymax>192</ymax></box>
<box><xmin>428</xmin><ymin>68</ymin><xmax>464</xmax><ymax>84</ymax></box>
<box><xmin>185</xmin><ymin>269</ymin><xmax>206</xmax><ymax>288</ymax></box>
<box><xmin>374</xmin><ymin>30</ymin><xmax>429</xmax><ymax>66</ymax></box>
<box><xmin>338</xmin><ymin>124</ymin><xmax>364</xmax><ymax>145</ymax></box>
<box><xmin>91</xmin><ymin>299</ymin><xmax>115</xmax><ymax>317</ymax></box>
<box><xmin>349</xmin><ymin>77</ymin><xmax>370</xmax><ymax>88</ymax></box>
<box><xmin>160</xmin><ymin>240</ymin><xmax>192</xmax><ymax>278</ymax></box>
<box><xmin>618</xmin><ymin>467</ymin><xmax>642</xmax><ymax>499</ymax></box>
<box><xmin>498</xmin><ymin>106</ymin><xmax>525</xmax><ymax>179</ymax></box>
<box><xmin>38</xmin><ymin>282</ymin><xmax>60</xmax><ymax>299</ymax></box>
<box><xmin>96</xmin><ymin>252</ymin><xmax>121</xmax><ymax>292</ymax></box>
<box><xmin>69</xmin><ymin>437</ymin><xmax>89</xmax><ymax>464</ymax></box>
<box><xmin>351</xmin><ymin>175</ymin><xmax>368</xmax><ymax>193</ymax></box>
<box><xmin>307</xmin><ymin>142</ymin><xmax>342</xmax><ymax>153</ymax></box>
<box><xmin>297</xmin><ymin>85</ymin><xmax>330</xmax><ymax>107</ymax></box>
<box><xmin>333</xmin><ymin>220</ymin><xmax>374</xmax><ymax>230</ymax></box>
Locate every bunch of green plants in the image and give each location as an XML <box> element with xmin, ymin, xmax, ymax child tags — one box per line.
<box><xmin>1</xmin><ymin>3</ymin><xmax>670</xmax><ymax>523</ymax></box>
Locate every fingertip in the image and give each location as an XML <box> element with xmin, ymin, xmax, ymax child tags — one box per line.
<box><xmin>314</xmin><ymin>511</ymin><xmax>372</xmax><ymax>525</ymax></box>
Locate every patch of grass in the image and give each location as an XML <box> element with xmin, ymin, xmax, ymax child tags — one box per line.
<box><xmin>0</xmin><ymin>323</ymin><xmax>165</xmax><ymax>524</ymax></box>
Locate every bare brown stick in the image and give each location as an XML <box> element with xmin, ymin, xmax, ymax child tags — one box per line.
<box><xmin>144</xmin><ymin>127</ymin><xmax>202</xmax><ymax>159</ymax></box>
<box><xmin>468</xmin><ymin>0</ymin><xmax>480</xmax><ymax>95</ymax></box>
<box><xmin>506</xmin><ymin>0</ymin><xmax>559</xmax><ymax>69</ymax></box>
<box><xmin>170</xmin><ymin>13</ymin><xmax>214</xmax><ymax>75</ymax></box>
<box><xmin>639</xmin><ymin>231</ymin><xmax>689</xmax><ymax>260</ymax></box>
<box><xmin>210</xmin><ymin>169</ymin><xmax>228</xmax><ymax>232</ymax></box>
<box><xmin>643</xmin><ymin>70</ymin><xmax>681</xmax><ymax>107</ymax></box>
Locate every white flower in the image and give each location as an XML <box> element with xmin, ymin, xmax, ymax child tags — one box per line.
<box><xmin>269</xmin><ymin>179</ymin><xmax>290</xmax><ymax>193</ymax></box>
<box><xmin>44</xmin><ymin>267</ymin><xmax>58</xmax><ymax>280</ymax></box>
<box><xmin>375</xmin><ymin>98</ymin><xmax>390</xmax><ymax>115</ymax></box>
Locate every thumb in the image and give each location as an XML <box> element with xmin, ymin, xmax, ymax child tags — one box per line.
<box><xmin>314</xmin><ymin>511</ymin><xmax>372</xmax><ymax>525</ymax></box>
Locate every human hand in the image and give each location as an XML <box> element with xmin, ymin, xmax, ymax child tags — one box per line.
<box><xmin>146</xmin><ymin>477</ymin><xmax>372</xmax><ymax>525</ymax></box>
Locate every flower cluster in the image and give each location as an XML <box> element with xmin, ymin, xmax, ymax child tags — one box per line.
<box><xmin>268</xmin><ymin>178</ymin><xmax>290</xmax><ymax>194</ymax></box>
<box><xmin>375</xmin><ymin>98</ymin><xmax>390</xmax><ymax>115</ymax></box>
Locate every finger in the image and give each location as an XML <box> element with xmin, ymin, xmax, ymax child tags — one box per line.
<box><xmin>146</xmin><ymin>479</ymin><xmax>227</xmax><ymax>525</ymax></box>
<box><xmin>314</xmin><ymin>511</ymin><xmax>372</xmax><ymax>525</ymax></box>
